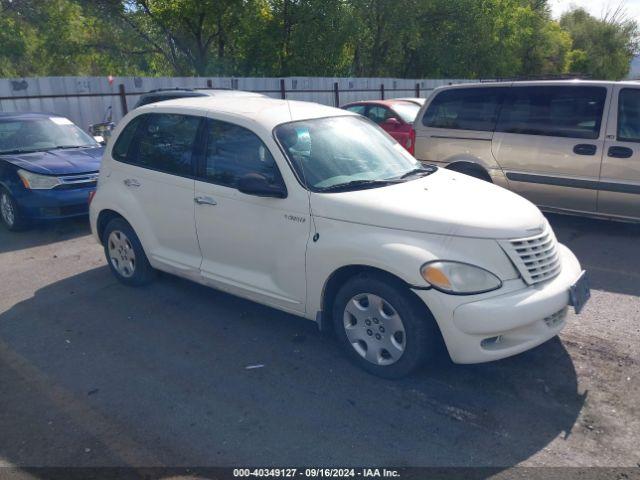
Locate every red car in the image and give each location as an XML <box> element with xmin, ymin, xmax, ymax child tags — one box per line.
<box><xmin>341</xmin><ymin>99</ymin><xmax>422</xmax><ymax>154</ymax></box>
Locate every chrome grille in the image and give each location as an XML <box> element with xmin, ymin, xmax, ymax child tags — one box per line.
<box><xmin>499</xmin><ymin>225</ymin><xmax>561</xmax><ymax>285</ymax></box>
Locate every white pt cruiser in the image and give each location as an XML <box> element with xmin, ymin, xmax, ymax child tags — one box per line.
<box><xmin>90</xmin><ymin>96</ymin><xmax>590</xmax><ymax>378</ymax></box>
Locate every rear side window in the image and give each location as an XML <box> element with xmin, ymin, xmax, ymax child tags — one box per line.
<box><xmin>112</xmin><ymin>115</ymin><xmax>143</xmax><ymax>162</ymax></box>
<box><xmin>202</xmin><ymin>119</ymin><xmax>281</xmax><ymax>188</ymax></box>
<box><xmin>113</xmin><ymin>113</ymin><xmax>201</xmax><ymax>176</ymax></box>
<box><xmin>422</xmin><ymin>87</ymin><xmax>505</xmax><ymax>131</ymax></box>
<box><xmin>618</xmin><ymin>88</ymin><xmax>640</xmax><ymax>142</ymax></box>
<box><xmin>344</xmin><ymin>105</ymin><xmax>366</xmax><ymax>115</ymax></box>
<box><xmin>367</xmin><ymin>106</ymin><xmax>394</xmax><ymax>125</ymax></box>
<box><xmin>496</xmin><ymin>86</ymin><xmax>606</xmax><ymax>140</ymax></box>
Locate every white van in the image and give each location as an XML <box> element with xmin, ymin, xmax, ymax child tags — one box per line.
<box><xmin>89</xmin><ymin>97</ymin><xmax>589</xmax><ymax>378</ymax></box>
<box><xmin>414</xmin><ymin>80</ymin><xmax>640</xmax><ymax>222</ymax></box>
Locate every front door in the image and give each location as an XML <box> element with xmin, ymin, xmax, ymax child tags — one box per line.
<box><xmin>492</xmin><ymin>85</ymin><xmax>610</xmax><ymax>214</ymax></box>
<box><xmin>598</xmin><ymin>86</ymin><xmax>640</xmax><ymax>220</ymax></box>
<box><xmin>194</xmin><ymin>117</ymin><xmax>310</xmax><ymax>313</ymax></box>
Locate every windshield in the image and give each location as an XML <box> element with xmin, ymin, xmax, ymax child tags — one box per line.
<box><xmin>392</xmin><ymin>102</ymin><xmax>421</xmax><ymax>123</ymax></box>
<box><xmin>0</xmin><ymin>117</ymin><xmax>99</xmax><ymax>154</ymax></box>
<box><xmin>275</xmin><ymin>116</ymin><xmax>434</xmax><ymax>192</ymax></box>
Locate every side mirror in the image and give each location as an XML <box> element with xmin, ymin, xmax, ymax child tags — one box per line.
<box><xmin>237</xmin><ymin>173</ymin><xmax>287</xmax><ymax>198</ymax></box>
<box><xmin>383</xmin><ymin>117</ymin><xmax>402</xmax><ymax>128</ymax></box>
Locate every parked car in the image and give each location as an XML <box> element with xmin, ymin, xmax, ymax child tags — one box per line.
<box><xmin>341</xmin><ymin>99</ymin><xmax>421</xmax><ymax>154</ymax></box>
<box><xmin>133</xmin><ymin>88</ymin><xmax>266</xmax><ymax>109</ymax></box>
<box><xmin>394</xmin><ymin>97</ymin><xmax>426</xmax><ymax>107</ymax></box>
<box><xmin>414</xmin><ymin>80</ymin><xmax>640</xmax><ymax>222</ymax></box>
<box><xmin>0</xmin><ymin>113</ymin><xmax>103</xmax><ymax>231</ymax></box>
<box><xmin>90</xmin><ymin>97</ymin><xmax>589</xmax><ymax>378</ymax></box>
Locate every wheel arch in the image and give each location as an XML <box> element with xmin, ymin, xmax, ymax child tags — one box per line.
<box><xmin>96</xmin><ymin>209</ymin><xmax>127</xmax><ymax>245</ymax></box>
<box><xmin>446</xmin><ymin>161</ymin><xmax>493</xmax><ymax>182</ymax></box>
<box><xmin>319</xmin><ymin>264</ymin><xmax>432</xmax><ymax>334</ymax></box>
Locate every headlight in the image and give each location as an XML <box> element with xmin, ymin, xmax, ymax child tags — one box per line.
<box><xmin>17</xmin><ymin>169</ymin><xmax>61</xmax><ymax>189</ymax></box>
<box><xmin>420</xmin><ymin>261</ymin><xmax>502</xmax><ymax>295</ymax></box>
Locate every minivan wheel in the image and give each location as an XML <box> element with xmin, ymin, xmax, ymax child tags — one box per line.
<box><xmin>103</xmin><ymin>218</ymin><xmax>156</xmax><ymax>286</ymax></box>
<box><xmin>0</xmin><ymin>188</ymin><xmax>27</xmax><ymax>231</ymax></box>
<box><xmin>332</xmin><ymin>273</ymin><xmax>436</xmax><ymax>379</ymax></box>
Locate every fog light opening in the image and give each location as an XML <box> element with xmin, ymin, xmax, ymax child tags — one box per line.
<box><xmin>481</xmin><ymin>335</ymin><xmax>504</xmax><ymax>350</ymax></box>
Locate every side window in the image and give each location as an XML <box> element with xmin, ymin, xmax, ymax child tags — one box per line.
<box><xmin>345</xmin><ymin>105</ymin><xmax>366</xmax><ymax>115</ymax></box>
<box><xmin>127</xmin><ymin>113</ymin><xmax>201</xmax><ymax>176</ymax></box>
<box><xmin>367</xmin><ymin>106</ymin><xmax>394</xmax><ymax>125</ymax></box>
<box><xmin>112</xmin><ymin>115</ymin><xmax>143</xmax><ymax>162</ymax></box>
<box><xmin>618</xmin><ymin>88</ymin><xmax>640</xmax><ymax>143</ymax></box>
<box><xmin>496</xmin><ymin>86</ymin><xmax>606</xmax><ymax>140</ymax></box>
<box><xmin>203</xmin><ymin>119</ymin><xmax>282</xmax><ymax>189</ymax></box>
<box><xmin>422</xmin><ymin>88</ymin><xmax>504</xmax><ymax>131</ymax></box>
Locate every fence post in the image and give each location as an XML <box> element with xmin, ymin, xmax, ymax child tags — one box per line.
<box><xmin>334</xmin><ymin>82</ymin><xmax>340</xmax><ymax>107</ymax></box>
<box><xmin>415</xmin><ymin>83</ymin><xmax>420</xmax><ymax>98</ymax></box>
<box><xmin>380</xmin><ymin>83</ymin><xmax>385</xmax><ymax>100</ymax></box>
<box><xmin>118</xmin><ymin>83</ymin><xmax>128</xmax><ymax>116</ymax></box>
<box><xmin>206</xmin><ymin>79</ymin><xmax>213</xmax><ymax>88</ymax></box>
<box><xmin>280</xmin><ymin>79</ymin><xmax>286</xmax><ymax>99</ymax></box>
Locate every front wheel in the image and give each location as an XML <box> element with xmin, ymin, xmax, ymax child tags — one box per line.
<box><xmin>332</xmin><ymin>273</ymin><xmax>437</xmax><ymax>378</ymax></box>
<box><xmin>103</xmin><ymin>218</ymin><xmax>156</xmax><ymax>286</ymax></box>
<box><xmin>0</xmin><ymin>188</ymin><xmax>27</xmax><ymax>231</ymax></box>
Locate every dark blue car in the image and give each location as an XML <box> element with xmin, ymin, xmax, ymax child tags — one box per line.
<box><xmin>0</xmin><ymin>112</ymin><xmax>104</xmax><ymax>231</ymax></box>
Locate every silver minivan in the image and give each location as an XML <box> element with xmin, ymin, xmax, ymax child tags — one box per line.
<box><xmin>414</xmin><ymin>80</ymin><xmax>640</xmax><ymax>222</ymax></box>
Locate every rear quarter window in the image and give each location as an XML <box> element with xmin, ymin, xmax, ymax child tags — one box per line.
<box><xmin>422</xmin><ymin>87</ymin><xmax>505</xmax><ymax>132</ymax></box>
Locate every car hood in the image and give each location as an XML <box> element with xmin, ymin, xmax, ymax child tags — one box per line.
<box><xmin>310</xmin><ymin>169</ymin><xmax>547</xmax><ymax>239</ymax></box>
<box><xmin>0</xmin><ymin>146</ymin><xmax>104</xmax><ymax>175</ymax></box>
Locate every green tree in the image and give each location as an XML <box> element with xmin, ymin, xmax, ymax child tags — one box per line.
<box><xmin>561</xmin><ymin>7</ymin><xmax>639</xmax><ymax>80</ymax></box>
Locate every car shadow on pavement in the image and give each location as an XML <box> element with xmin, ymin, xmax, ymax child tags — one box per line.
<box><xmin>546</xmin><ymin>213</ymin><xmax>640</xmax><ymax>297</ymax></box>
<box><xmin>0</xmin><ymin>266</ymin><xmax>585</xmax><ymax>468</ymax></box>
<box><xmin>0</xmin><ymin>217</ymin><xmax>91</xmax><ymax>254</ymax></box>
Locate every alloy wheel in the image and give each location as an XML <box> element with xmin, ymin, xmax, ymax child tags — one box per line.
<box><xmin>0</xmin><ymin>193</ymin><xmax>15</xmax><ymax>227</ymax></box>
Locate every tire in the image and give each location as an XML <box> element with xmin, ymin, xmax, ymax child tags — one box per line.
<box><xmin>332</xmin><ymin>273</ymin><xmax>437</xmax><ymax>379</ymax></box>
<box><xmin>103</xmin><ymin>217</ymin><xmax>156</xmax><ymax>286</ymax></box>
<box><xmin>449</xmin><ymin>164</ymin><xmax>492</xmax><ymax>182</ymax></box>
<box><xmin>0</xmin><ymin>187</ymin><xmax>28</xmax><ymax>231</ymax></box>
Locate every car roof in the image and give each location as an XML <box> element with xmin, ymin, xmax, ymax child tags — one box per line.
<box><xmin>0</xmin><ymin>112</ymin><xmax>60</xmax><ymax>121</ymax></box>
<box><xmin>435</xmin><ymin>79</ymin><xmax>640</xmax><ymax>89</ymax></box>
<box><xmin>342</xmin><ymin>99</ymin><xmax>420</xmax><ymax>108</ymax></box>
<box><xmin>140</xmin><ymin>88</ymin><xmax>265</xmax><ymax>98</ymax></box>
<box><xmin>137</xmin><ymin>96</ymin><xmax>357</xmax><ymax>130</ymax></box>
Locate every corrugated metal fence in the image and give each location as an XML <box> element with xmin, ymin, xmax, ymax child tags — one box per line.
<box><xmin>0</xmin><ymin>76</ymin><xmax>472</xmax><ymax>131</ymax></box>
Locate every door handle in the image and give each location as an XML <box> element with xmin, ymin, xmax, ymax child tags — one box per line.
<box><xmin>123</xmin><ymin>178</ymin><xmax>141</xmax><ymax>187</ymax></box>
<box><xmin>573</xmin><ymin>144</ymin><xmax>597</xmax><ymax>156</ymax></box>
<box><xmin>608</xmin><ymin>146</ymin><xmax>633</xmax><ymax>158</ymax></box>
<box><xmin>194</xmin><ymin>196</ymin><xmax>217</xmax><ymax>206</ymax></box>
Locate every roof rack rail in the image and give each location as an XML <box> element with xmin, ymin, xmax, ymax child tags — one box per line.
<box><xmin>147</xmin><ymin>87</ymin><xmax>196</xmax><ymax>93</ymax></box>
<box><xmin>479</xmin><ymin>73</ymin><xmax>593</xmax><ymax>83</ymax></box>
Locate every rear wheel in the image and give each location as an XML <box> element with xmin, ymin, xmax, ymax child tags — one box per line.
<box><xmin>0</xmin><ymin>188</ymin><xmax>27</xmax><ymax>231</ymax></box>
<box><xmin>103</xmin><ymin>218</ymin><xmax>156</xmax><ymax>286</ymax></box>
<box><xmin>332</xmin><ymin>273</ymin><xmax>437</xmax><ymax>378</ymax></box>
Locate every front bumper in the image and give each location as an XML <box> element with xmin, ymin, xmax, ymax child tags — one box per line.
<box><xmin>14</xmin><ymin>186</ymin><xmax>95</xmax><ymax>220</ymax></box>
<box><xmin>413</xmin><ymin>243</ymin><xmax>583</xmax><ymax>364</ymax></box>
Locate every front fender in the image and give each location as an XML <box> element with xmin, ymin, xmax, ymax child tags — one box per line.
<box><xmin>305</xmin><ymin>217</ymin><xmax>519</xmax><ymax>318</ymax></box>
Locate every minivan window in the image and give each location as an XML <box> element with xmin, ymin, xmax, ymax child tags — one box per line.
<box><xmin>618</xmin><ymin>88</ymin><xmax>640</xmax><ymax>143</ymax></box>
<box><xmin>118</xmin><ymin>113</ymin><xmax>201</xmax><ymax>176</ymax></box>
<box><xmin>496</xmin><ymin>86</ymin><xmax>606</xmax><ymax>140</ymax></box>
<box><xmin>203</xmin><ymin>119</ymin><xmax>281</xmax><ymax>188</ymax></box>
<box><xmin>422</xmin><ymin>87</ymin><xmax>505</xmax><ymax>131</ymax></box>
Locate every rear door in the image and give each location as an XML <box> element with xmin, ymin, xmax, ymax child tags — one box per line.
<box><xmin>598</xmin><ymin>86</ymin><xmax>640</xmax><ymax>220</ymax></box>
<box><xmin>492</xmin><ymin>84</ymin><xmax>610</xmax><ymax>214</ymax></box>
<box><xmin>109</xmin><ymin>112</ymin><xmax>203</xmax><ymax>273</ymax></box>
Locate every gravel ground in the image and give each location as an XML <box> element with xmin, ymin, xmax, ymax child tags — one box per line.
<box><xmin>0</xmin><ymin>213</ymin><xmax>638</xmax><ymax>471</ymax></box>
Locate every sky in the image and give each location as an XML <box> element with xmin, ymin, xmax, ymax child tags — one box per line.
<box><xmin>550</xmin><ymin>0</ymin><xmax>640</xmax><ymax>21</ymax></box>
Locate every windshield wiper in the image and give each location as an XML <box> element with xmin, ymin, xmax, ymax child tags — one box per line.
<box><xmin>0</xmin><ymin>148</ymin><xmax>48</xmax><ymax>155</ymax></box>
<box><xmin>316</xmin><ymin>179</ymin><xmax>400</xmax><ymax>193</ymax></box>
<box><xmin>398</xmin><ymin>166</ymin><xmax>436</xmax><ymax>179</ymax></box>
<box><xmin>52</xmin><ymin>145</ymin><xmax>94</xmax><ymax>150</ymax></box>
